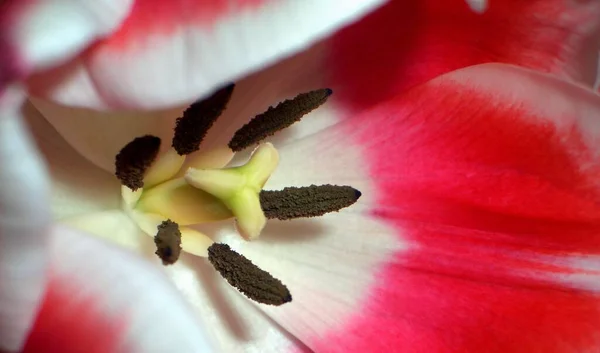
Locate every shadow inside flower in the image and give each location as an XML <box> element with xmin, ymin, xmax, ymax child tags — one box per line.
<box><xmin>259</xmin><ymin>218</ymin><xmax>326</xmax><ymax>244</ymax></box>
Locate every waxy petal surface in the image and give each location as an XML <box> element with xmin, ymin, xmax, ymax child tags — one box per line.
<box><xmin>303</xmin><ymin>64</ymin><xmax>600</xmax><ymax>352</ymax></box>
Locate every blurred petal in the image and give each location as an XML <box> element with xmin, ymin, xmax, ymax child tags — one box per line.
<box><xmin>61</xmin><ymin>210</ymin><xmax>152</xmax><ymax>254</ymax></box>
<box><xmin>464</xmin><ymin>0</ymin><xmax>487</xmax><ymax>13</ymax></box>
<box><xmin>0</xmin><ymin>87</ymin><xmax>50</xmax><ymax>352</ymax></box>
<box><xmin>28</xmin><ymin>0</ymin><xmax>386</xmax><ymax>110</ymax></box>
<box><xmin>0</xmin><ymin>0</ymin><xmax>133</xmax><ymax>83</ymax></box>
<box><xmin>22</xmin><ymin>100</ymin><xmax>121</xmax><ymax>218</ymax></box>
<box><xmin>23</xmin><ymin>225</ymin><xmax>215</xmax><ymax>353</ymax></box>
<box><xmin>329</xmin><ymin>0</ymin><xmax>600</xmax><ymax>111</ymax></box>
<box><xmin>290</xmin><ymin>64</ymin><xmax>600</xmax><ymax>352</ymax></box>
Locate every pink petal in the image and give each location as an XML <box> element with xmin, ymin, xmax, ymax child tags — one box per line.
<box><xmin>328</xmin><ymin>0</ymin><xmax>600</xmax><ymax>111</ymax></box>
<box><xmin>28</xmin><ymin>0</ymin><xmax>385</xmax><ymax>110</ymax></box>
<box><xmin>0</xmin><ymin>0</ymin><xmax>133</xmax><ymax>84</ymax></box>
<box><xmin>23</xmin><ymin>225</ymin><xmax>215</xmax><ymax>353</ymax></box>
<box><xmin>0</xmin><ymin>88</ymin><xmax>50</xmax><ymax>352</ymax></box>
<box><xmin>303</xmin><ymin>64</ymin><xmax>600</xmax><ymax>352</ymax></box>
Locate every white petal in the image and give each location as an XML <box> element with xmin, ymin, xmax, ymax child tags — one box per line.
<box><xmin>29</xmin><ymin>0</ymin><xmax>385</xmax><ymax>110</ymax></box>
<box><xmin>29</xmin><ymin>97</ymin><xmax>183</xmax><ymax>172</ymax></box>
<box><xmin>23</xmin><ymin>100</ymin><xmax>121</xmax><ymax>219</ymax></box>
<box><xmin>61</xmin><ymin>210</ymin><xmax>153</xmax><ymax>256</ymax></box>
<box><xmin>2</xmin><ymin>0</ymin><xmax>132</xmax><ymax>79</ymax></box>
<box><xmin>0</xmin><ymin>88</ymin><xmax>50</xmax><ymax>351</ymax></box>
<box><xmin>163</xmin><ymin>249</ymin><xmax>312</xmax><ymax>352</ymax></box>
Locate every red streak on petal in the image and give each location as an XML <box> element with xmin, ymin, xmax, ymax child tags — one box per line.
<box><xmin>327</xmin><ymin>0</ymin><xmax>600</xmax><ymax>111</ymax></box>
<box><xmin>104</xmin><ymin>0</ymin><xmax>266</xmax><ymax>50</ymax></box>
<box><xmin>317</xmin><ymin>268</ymin><xmax>600</xmax><ymax>353</ymax></box>
<box><xmin>22</xmin><ymin>274</ymin><xmax>128</xmax><ymax>353</ymax></box>
<box><xmin>309</xmin><ymin>75</ymin><xmax>600</xmax><ymax>351</ymax></box>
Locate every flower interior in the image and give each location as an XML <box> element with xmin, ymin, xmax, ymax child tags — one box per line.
<box><xmin>114</xmin><ymin>84</ymin><xmax>362</xmax><ymax>306</ymax></box>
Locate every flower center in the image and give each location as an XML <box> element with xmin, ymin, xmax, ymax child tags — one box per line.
<box><xmin>113</xmin><ymin>84</ymin><xmax>361</xmax><ymax>306</ymax></box>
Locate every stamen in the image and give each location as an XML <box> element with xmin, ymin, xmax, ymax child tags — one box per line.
<box><xmin>208</xmin><ymin>243</ymin><xmax>292</xmax><ymax>306</ymax></box>
<box><xmin>154</xmin><ymin>219</ymin><xmax>182</xmax><ymax>265</ymax></box>
<box><xmin>115</xmin><ymin>135</ymin><xmax>161</xmax><ymax>191</ymax></box>
<box><xmin>260</xmin><ymin>184</ymin><xmax>361</xmax><ymax>220</ymax></box>
<box><xmin>172</xmin><ymin>83</ymin><xmax>235</xmax><ymax>155</ymax></box>
<box><xmin>228</xmin><ymin>88</ymin><xmax>333</xmax><ymax>152</ymax></box>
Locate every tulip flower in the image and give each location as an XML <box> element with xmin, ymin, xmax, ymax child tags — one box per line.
<box><xmin>2</xmin><ymin>0</ymin><xmax>600</xmax><ymax>352</ymax></box>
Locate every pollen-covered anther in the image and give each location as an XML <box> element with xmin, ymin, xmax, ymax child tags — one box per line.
<box><xmin>208</xmin><ymin>243</ymin><xmax>292</xmax><ymax>306</ymax></box>
<box><xmin>115</xmin><ymin>135</ymin><xmax>161</xmax><ymax>191</ymax></box>
<box><xmin>172</xmin><ymin>83</ymin><xmax>235</xmax><ymax>155</ymax></box>
<box><xmin>228</xmin><ymin>88</ymin><xmax>333</xmax><ymax>152</ymax></box>
<box><xmin>154</xmin><ymin>219</ymin><xmax>182</xmax><ymax>265</ymax></box>
<box><xmin>260</xmin><ymin>184</ymin><xmax>362</xmax><ymax>220</ymax></box>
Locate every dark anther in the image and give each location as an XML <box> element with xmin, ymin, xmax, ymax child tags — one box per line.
<box><xmin>228</xmin><ymin>88</ymin><xmax>332</xmax><ymax>152</ymax></box>
<box><xmin>172</xmin><ymin>83</ymin><xmax>235</xmax><ymax>155</ymax></box>
<box><xmin>208</xmin><ymin>243</ymin><xmax>292</xmax><ymax>306</ymax></box>
<box><xmin>260</xmin><ymin>184</ymin><xmax>361</xmax><ymax>220</ymax></box>
<box><xmin>115</xmin><ymin>135</ymin><xmax>161</xmax><ymax>191</ymax></box>
<box><xmin>154</xmin><ymin>219</ymin><xmax>182</xmax><ymax>265</ymax></box>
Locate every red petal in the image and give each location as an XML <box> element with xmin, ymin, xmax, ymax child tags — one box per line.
<box><xmin>328</xmin><ymin>0</ymin><xmax>600</xmax><ymax>111</ymax></box>
<box><xmin>104</xmin><ymin>0</ymin><xmax>265</xmax><ymax>49</ymax></box>
<box><xmin>308</xmin><ymin>64</ymin><xmax>600</xmax><ymax>352</ymax></box>
<box><xmin>22</xmin><ymin>277</ymin><xmax>126</xmax><ymax>353</ymax></box>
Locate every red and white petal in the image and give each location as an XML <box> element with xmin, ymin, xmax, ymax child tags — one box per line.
<box><xmin>195</xmin><ymin>103</ymin><xmax>402</xmax><ymax>351</ymax></box>
<box><xmin>23</xmin><ymin>225</ymin><xmax>215</xmax><ymax>353</ymax></box>
<box><xmin>0</xmin><ymin>88</ymin><xmax>50</xmax><ymax>352</ymax></box>
<box><xmin>0</xmin><ymin>0</ymin><xmax>133</xmax><ymax>84</ymax></box>
<box><xmin>28</xmin><ymin>0</ymin><xmax>386</xmax><ymax>110</ymax></box>
<box><xmin>328</xmin><ymin>0</ymin><xmax>600</xmax><ymax>113</ymax></box>
<box><xmin>282</xmin><ymin>64</ymin><xmax>600</xmax><ymax>352</ymax></box>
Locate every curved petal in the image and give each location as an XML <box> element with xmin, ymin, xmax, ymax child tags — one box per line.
<box><xmin>0</xmin><ymin>87</ymin><xmax>50</xmax><ymax>352</ymax></box>
<box><xmin>22</xmin><ymin>100</ymin><xmax>121</xmax><ymax>218</ymax></box>
<box><xmin>0</xmin><ymin>0</ymin><xmax>133</xmax><ymax>84</ymax></box>
<box><xmin>283</xmin><ymin>64</ymin><xmax>600</xmax><ymax>352</ymax></box>
<box><xmin>328</xmin><ymin>0</ymin><xmax>600</xmax><ymax>112</ymax></box>
<box><xmin>22</xmin><ymin>225</ymin><xmax>215</xmax><ymax>352</ymax></box>
<box><xmin>32</xmin><ymin>43</ymin><xmax>334</xmax><ymax>173</ymax></box>
<box><xmin>27</xmin><ymin>0</ymin><xmax>386</xmax><ymax>110</ymax></box>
